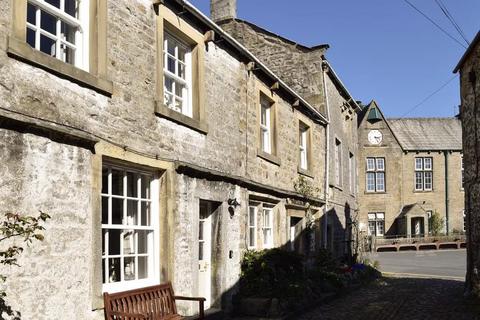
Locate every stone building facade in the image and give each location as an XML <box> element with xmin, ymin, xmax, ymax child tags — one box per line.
<box><xmin>455</xmin><ymin>31</ymin><xmax>480</xmax><ymax>298</ymax></box>
<box><xmin>0</xmin><ymin>0</ymin><xmax>334</xmax><ymax>318</ymax></box>
<box><xmin>212</xmin><ymin>0</ymin><xmax>361</xmax><ymax>258</ymax></box>
<box><xmin>357</xmin><ymin>101</ymin><xmax>464</xmax><ymax>239</ymax></box>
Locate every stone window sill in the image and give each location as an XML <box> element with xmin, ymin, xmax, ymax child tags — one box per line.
<box><xmin>257</xmin><ymin>149</ymin><xmax>281</xmax><ymax>166</ymax></box>
<box><xmin>154</xmin><ymin>101</ymin><xmax>208</xmax><ymax>134</ymax></box>
<box><xmin>7</xmin><ymin>36</ymin><xmax>113</xmax><ymax>96</ymax></box>
<box><xmin>298</xmin><ymin>167</ymin><xmax>314</xmax><ymax>179</ymax></box>
<box><xmin>364</xmin><ymin>191</ymin><xmax>387</xmax><ymax>195</ymax></box>
<box><xmin>413</xmin><ymin>190</ymin><xmax>433</xmax><ymax>193</ymax></box>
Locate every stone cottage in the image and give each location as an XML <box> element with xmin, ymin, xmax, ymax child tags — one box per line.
<box><xmin>454</xmin><ymin>30</ymin><xmax>480</xmax><ymax>298</ymax></box>
<box><xmin>211</xmin><ymin>0</ymin><xmax>361</xmax><ymax>258</ymax></box>
<box><xmin>0</xmin><ymin>0</ymin><xmax>335</xmax><ymax>318</ymax></box>
<box><xmin>357</xmin><ymin>101</ymin><xmax>464</xmax><ymax>238</ymax></box>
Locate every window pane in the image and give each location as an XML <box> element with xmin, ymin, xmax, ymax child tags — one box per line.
<box><xmin>26</xmin><ymin>27</ymin><xmax>36</xmax><ymax>48</ymax></box>
<box><xmin>376</xmin><ymin>221</ymin><xmax>385</xmax><ymax>236</ymax></box>
<box><xmin>65</xmin><ymin>0</ymin><xmax>78</xmax><ymax>18</ymax></box>
<box><xmin>199</xmin><ymin>221</ymin><xmax>204</xmax><ymax>240</ymax></box>
<box><xmin>111</xmin><ymin>169</ymin><xmax>124</xmax><ymax>196</ymax></box>
<box><xmin>138</xmin><ymin>231</ymin><xmax>148</xmax><ymax>254</ymax></box>
<box><xmin>199</xmin><ymin>242</ymin><xmax>204</xmax><ymax>260</ymax></box>
<box><xmin>164</xmin><ymin>76</ymin><xmax>174</xmax><ymax>93</ymax></box>
<box><xmin>124</xmin><ymin>257</ymin><xmax>135</xmax><ymax>281</ymax></box>
<box><xmin>376</xmin><ymin>173</ymin><xmax>385</xmax><ymax>191</ymax></box>
<box><xmin>424</xmin><ymin>172</ymin><xmax>432</xmax><ymax>189</ymax></box>
<box><xmin>366</xmin><ymin>172</ymin><xmax>375</xmax><ymax>191</ymax></box>
<box><xmin>140</xmin><ymin>202</ymin><xmax>150</xmax><ymax>226</ymax></box>
<box><xmin>126</xmin><ymin>200</ymin><xmax>138</xmax><ymax>225</ymax></box>
<box><xmin>167</xmin><ymin>37</ymin><xmax>175</xmax><ymax>56</ymax></box>
<box><xmin>45</xmin><ymin>0</ymin><xmax>60</xmax><ymax>8</ymax></box>
<box><xmin>141</xmin><ymin>175</ymin><xmax>151</xmax><ymax>199</ymax></box>
<box><xmin>109</xmin><ymin>229</ymin><xmax>121</xmax><ymax>255</ymax></box>
<box><xmin>260</xmin><ymin>105</ymin><xmax>268</xmax><ymax>126</ymax></box>
<box><xmin>102</xmin><ymin>197</ymin><xmax>108</xmax><ymax>224</ymax></box>
<box><xmin>415</xmin><ymin>172</ymin><xmax>423</xmax><ymax>190</ymax></box>
<box><xmin>27</xmin><ymin>3</ymin><xmax>36</xmax><ymax>24</ymax></box>
<box><xmin>167</xmin><ymin>56</ymin><xmax>175</xmax><ymax>73</ymax></box>
<box><xmin>111</xmin><ymin>198</ymin><xmax>123</xmax><ymax>224</ymax></box>
<box><xmin>368</xmin><ymin>221</ymin><xmax>376</xmax><ymax>236</ymax></box>
<box><xmin>126</xmin><ymin>172</ymin><xmax>138</xmax><ymax>198</ymax></box>
<box><xmin>40</xmin><ymin>10</ymin><xmax>57</xmax><ymax>35</ymax></box>
<box><xmin>60</xmin><ymin>22</ymin><xmax>76</xmax><ymax>44</ymax></box>
<box><xmin>178</xmin><ymin>46</ymin><xmax>186</xmax><ymax>62</ymax></box>
<box><xmin>138</xmin><ymin>256</ymin><xmax>148</xmax><ymax>280</ymax></box>
<box><xmin>108</xmin><ymin>258</ymin><xmax>120</xmax><ymax>283</ymax></box>
<box><xmin>175</xmin><ymin>82</ymin><xmax>186</xmax><ymax>98</ymax></box>
<box><xmin>248</xmin><ymin>207</ymin><xmax>256</xmax><ymax>226</ymax></box>
<box><xmin>102</xmin><ymin>258</ymin><xmax>106</xmax><ymax>284</ymax></box>
<box><xmin>415</xmin><ymin>158</ymin><xmax>423</xmax><ymax>170</ymax></box>
<box><xmin>39</xmin><ymin>34</ymin><xmax>56</xmax><ymax>57</ymax></box>
<box><xmin>102</xmin><ymin>230</ymin><xmax>106</xmax><ymax>255</ymax></box>
<box><xmin>366</xmin><ymin>158</ymin><xmax>375</xmax><ymax>171</ymax></box>
<box><xmin>249</xmin><ymin>228</ymin><xmax>255</xmax><ymax>247</ymax></box>
<box><xmin>424</xmin><ymin>158</ymin><xmax>432</xmax><ymax>170</ymax></box>
<box><xmin>376</xmin><ymin>158</ymin><xmax>384</xmax><ymax>171</ymax></box>
<box><xmin>123</xmin><ymin>230</ymin><xmax>135</xmax><ymax>254</ymax></box>
<box><xmin>101</xmin><ymin>167</ymin><xmax>108</xmax><ymax>194</ymax></box>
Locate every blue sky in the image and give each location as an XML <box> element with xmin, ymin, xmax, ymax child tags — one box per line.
<box><xmin>188</xmin><ymin>0</ymin><xmax>479</xmax><ymax>118</ymax></box>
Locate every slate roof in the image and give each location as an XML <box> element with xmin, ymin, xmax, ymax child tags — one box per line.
<box><xmin>387</xmin><ymin>118</ymin><xmax>462</xmax><ymax>151</ymax></box>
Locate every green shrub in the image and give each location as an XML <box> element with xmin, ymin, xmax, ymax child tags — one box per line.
<box><xmin>240</xmin><ymin>249</ymin><xmax>306</xmax><ymax>298</ymax></box>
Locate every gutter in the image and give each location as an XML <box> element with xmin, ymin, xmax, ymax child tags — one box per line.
<box><xmin>160</xmin><ymin>0</ymin><xmax>329</xmax><ymax>125</ymax></box>
<box><xmin>322</xmin><ymin>62</ymin><xmax>332</xmax><ymax>249</ymax></box>
<box><xmin>444</xmin><ymin>151</ymin><xmax>450</xmax><ymax>235</ymax></box>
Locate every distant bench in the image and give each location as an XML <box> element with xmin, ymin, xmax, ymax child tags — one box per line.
<box><xmin>103</xmin><ymin>282</ymin><xmax>205</xmax><ymax>320</ymax></box>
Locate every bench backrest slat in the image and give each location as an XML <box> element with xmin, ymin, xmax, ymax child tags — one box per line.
<box><xmin>104</xmin><ymin>282</ymin><xmax>179</xmax><ymax>319</ymax></box>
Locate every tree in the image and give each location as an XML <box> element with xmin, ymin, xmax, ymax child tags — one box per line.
<box><xmin>0</xmin><ymin>211</ymin><xmax>50</xmax><ymax>320</ymax></box>
<box><xmin>429</xmin><ymin>211</ymin><xmax>445</xmax><ymax>236</ymax></box>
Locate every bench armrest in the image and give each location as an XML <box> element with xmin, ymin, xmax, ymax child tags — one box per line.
<box><xmin>174</xmin><ymin>296</ymin><xmax>206</xmax><ymax>320</ymax></box>
<box><xmin>108</xmin><ymin>310</ymin><xmax>149</xmax><ymax>320</ymax></box>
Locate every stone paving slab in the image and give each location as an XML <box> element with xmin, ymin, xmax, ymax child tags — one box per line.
<box><xmin>230</xmin><ymin>277</ymin><xmax>480</xmax><ymax>320</ymax></box>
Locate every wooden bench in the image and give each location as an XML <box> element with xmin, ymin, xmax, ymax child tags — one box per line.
<box><xmin>103</xmin><ymin>282</ymin><xmax>206</xmax><ymax>320</ymax></box>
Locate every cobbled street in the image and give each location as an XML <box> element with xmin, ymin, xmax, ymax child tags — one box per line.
<box><xmin>296</xmin><ymin>277</ymin><xmax>480</xmax><ymax>320</ymax></box>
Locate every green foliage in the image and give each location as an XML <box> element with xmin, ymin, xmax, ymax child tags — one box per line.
<box><xmin>429</xmin><ymin>211</ymin><xmax>444</xmax><ymax>236</ymax></box>
<box><xmin>0</xmin><ymin>211</ymin><xmax>50</xmax><ymax>320</ymax></box>
<box><xmin>240</xmin><ymin>249</ymin><xmax>306</xmax><ymax>299</ymax></box>
<box><xmin>293</xmin><ymin>176</ymin><xmax>319</xmax><ymax>199</ymax></box>
<box><xmin>313</xmin><ymin>248</ymin><xmax>337</xmax><ymax>271</ymax></box>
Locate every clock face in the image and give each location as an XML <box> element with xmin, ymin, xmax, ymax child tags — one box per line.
<box><xmin>368</xmin><ymin>130</ymin><xmax>383</xmax><ymax>145</ymax></box>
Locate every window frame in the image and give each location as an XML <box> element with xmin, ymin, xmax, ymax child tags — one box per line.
<box><xmin>349</xmin><ymin>152</ymin><xmax>355</xmax><ymax>195</ymax></box>
<box><xmin>256</xmin><ymin>81</ymin><xmax>280</xmax><ymax>165</ymax></box>
<box><xmin>367</xmin><ymin>212</ymin><xmax>385</xmax><ymax>237</ymax></box>
<box><xmin>247</xmin><ymin>205</ymin><xmax>258</xmax><ymax>249</ymax></box>
<box><xmin>365</xmin><ymin>157</ymin><xmax>385</xmax><ymax>193</ymax></box>
<box><xmin>335</xmin><ymin>138</ymin><xmax>342</xmax><ymax>187</ymax></box>
<box><xmin>155</xmin><ymin>4</ymin><xmax>207</xmax><ymax>134</ymax></box>
<box><xmin>101</xmin><ymin>162</ymin><xmax>161</xmax><ymax>294</ymax></box>
<box><xmin>298</xmin><ymin>121</ymin><xmax>311</xmax><ymax>172</ymax></box>
<box><xmin>8</xmin><ymin>0</ymin><xmax>112</xmax><ymax>95</ymax></box>
<box><xmin>414</xmin><ymin>157</ymin><xmax>433</xmax><ymax>191</ymax></box>
<box><xmin>262</xmin><ymin>207</ymin><xmax>274</xmax><ymax>249</ymax></box>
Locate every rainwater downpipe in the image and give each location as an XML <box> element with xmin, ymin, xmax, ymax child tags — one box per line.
<box><xmin>444</xmin><ymin>151</ymin><xmax>450</xmax><ymax>235</ymax></box>
<box><xmin>322</xmin><ymin>62</ymin><xmax>331</xmax><ymax>249</ymax></box>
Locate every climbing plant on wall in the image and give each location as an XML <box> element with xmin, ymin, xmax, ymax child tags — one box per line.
<box><xmin>0</xmin><ymin>211</ymin><xmax>50</xmax><ymax>320</ymax></box>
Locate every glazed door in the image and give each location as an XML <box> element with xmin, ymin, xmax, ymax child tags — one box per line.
<box><xmin>198</xmin><ymin>201</ymin><xmax>212</xmax><ymax>309</ymax></box>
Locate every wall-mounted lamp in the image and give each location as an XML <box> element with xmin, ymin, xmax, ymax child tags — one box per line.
<box><xmin>228</xmin><ymin>198</ymin><xmax>240</xmax><ymax>207</ymax></box>
<box><xmin>227</xmin><ymin>198</ymin><xmax>240</xmax><ymax>218</ymax></box>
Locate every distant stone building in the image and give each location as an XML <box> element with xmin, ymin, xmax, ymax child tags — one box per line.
<box><xmin>454</xmin><ymin>31</ymin><xmax>480</xmax><ymax>298</ymax></box>
<box><xmin>212</xmin><ymin>0</ymin><xmax>361</xmax><ymax>258</ymax></box>
<box><xmin>357</xmin><ymin>101</ymin><xmax>464</xmax><ymax>239</ymax></box>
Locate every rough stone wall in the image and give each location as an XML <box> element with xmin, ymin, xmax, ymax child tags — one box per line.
<box><xmin>0</xmin><ymin>0</ymin><xmax>327</xmax><ymax>318</ymax></box>
<box><xmin>0</xmin><ymin>129</ymin><xmax>100</xmax><ymax>319</ymax></box>
<box><xmin>459</xmin><ymin>39</ymin><xmax>480</xmax><ymax>297</ymax></box>
<box><xmin>357</xmin><ymin>108</ymin><xmax>405</xmax><ymax>236</ymax></box>
<box><xmin>401</xmin><ymin>151</ymin><xmax>464</xmax><ymax>234</ymax></box>
<box><xmin>324</xmin><ymin>74</ymin><xmax>358</xmax><ymax>256</ymax></box>
<box><xmin>219</xmin><ymin>20</ymin><xmax>327</xmax><ymax>114</ymax></box>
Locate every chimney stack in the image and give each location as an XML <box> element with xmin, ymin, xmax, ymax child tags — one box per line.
<box><xmin>210</xmin><ymin>0</ymin><xmax>237</xmax><ymax>22</ymax></box>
